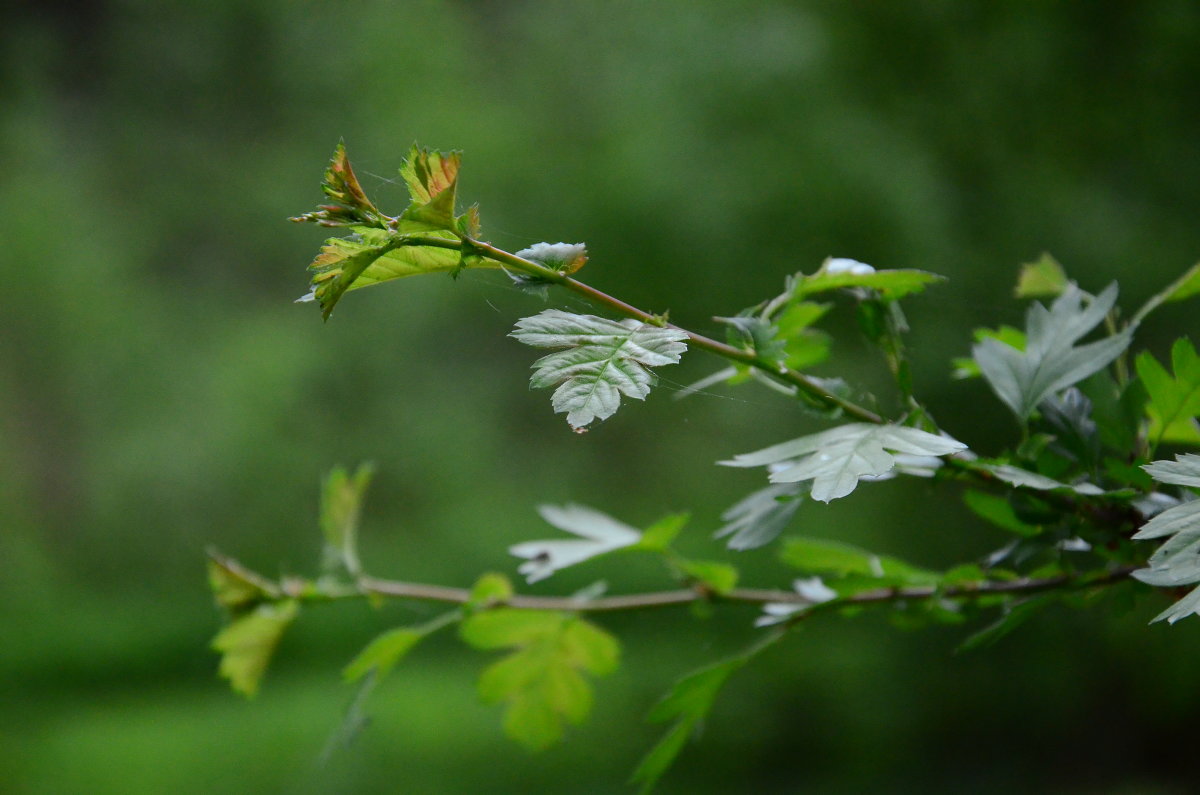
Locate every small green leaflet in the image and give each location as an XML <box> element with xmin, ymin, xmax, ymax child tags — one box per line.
<box><xmin>509</xmin><ymin>504</ymin><xmax>644</xmax><ymax>583</ymax></box>
<box><xmin>790</xmin><ymin>257</ymin><xmax>944</xmax><ymax>301</ymax></box>
<box><xmin>343</xmin><ymin>611</ymin><xmax>459</xmax><ymax>684</ymax></box>
<box><xmin>319</xmin><ymin>463</ymin><xmax>374</xmax><ymax>577</ymax></box>
<box><xmin>288</xmin><ymin>142</ymin><xmax>383</xmax><ymax>228</ymax></box>
<box><xmin>207</xmin><ymin>552</ymin><xmax>279</xmax><ymax>612</ymax></box>
<box><xmin>780</xmin><ymin>537</ymin><xmax>939</xmax><ymax>588</ymax></box>
<box><xmin>1136</xmin><ymin>338</ymin><xmax>1200</xmax><ymax>448</ymax></box>
<box><xmin>1132</xmin><ymin>454</ymin><xmax>1200</xmax><ymax>624</ymax></box>
<box><xmin>1014</xmin><ymin>253</ymin><xmax>1068</xmax><ymax>298</ymax></box>
<box><xmin>212</xmin><ymin>600</ymin><xmax>299</xmax><ymax>698</ymax></box>
<box><xmin>1132</xmin><ymin>262</ymin><xmax>1200</xmax><ymax>324</ymax></box>
<box><xmin>721</xmin><ymin>423</ymin><xmax>966</xmax><ymax>502</ymax></box>
<box><xmin>973</xmin><ymin>283</ymin><xmax>1134</xmax><ymax>420</ymax></box>
<box><xmin>510</xmin><ymin>310</ymin><xmax>688</xmax><ymax>430</ymax></box>
<box><xmin>459</xmin><ymin>610</ymin><xmax>619</xmax><ymax>751</ymax></box>
<box><xmin>630</xmin><ymin>657</ymin><xmax>746</xmax><ymax>794</ymax></box>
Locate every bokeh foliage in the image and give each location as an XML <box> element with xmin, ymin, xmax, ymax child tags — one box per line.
<box><xmin>3</xmin><ymin>2</ymin><xmax>1200</xmax><ymax>792</ymax></box>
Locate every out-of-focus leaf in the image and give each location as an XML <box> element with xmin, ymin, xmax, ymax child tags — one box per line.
<box><xmin>510</xmin><ymin>310</ymin><xmax>688</xmax><ymax>429</ymax></box>
<box><xmin>956</xmin><ymin>594</ymin><xmax>1057</xmax><ymax>653</ymax></box>
<box><xmin>973</xmin><ymin>283</ymin><xmax>1133</xmax><ymax>420</ymax></box>
<box><xmin>207</xmin><ymin>552</ymin><xmax>279</xmax><ymax>612</ymax></box>
<box><xmin>212</xmin><ymin>600</ymin><xmax>299</xmax><ymax>698</ymax></box>
<box><xmin>468</xmin><ymin>573</ymin><xmax>515</xmax><ymax>607</ymax></box>
<box><xmin>319</xmin><ymin>463</ymin><xmax>374</xmax><ymax>577</ymax></box>
<box><xmin>509</xmin><ymin>504</ymin><xmax>643</xmax><ymax>584</ymax></box>
<box><xmin>780</xmin><ymin>537</ymin><xmax>939</xmax><ymax>586</ymax></box>
<box><xmin>1038</xmin><ymin>388</ymin><xmax>1101</xmax><ymax>466</ymax></box>
<box><xmin>678</xmin><ymin>560</ymin><xmax>739</xmax><ymax>595</ymax></box>
<box><xmin>636</xmin><ymin>513</ymin><xmax>689</xmax><ymax>552</ymax></box>
<box><xmin>974</xmin><ymin>462</ymin><xmax>1106</xmax><ymax>495</ymax></box>
<box><xmin>462</xmin><ymin>611</ymin><xmax>619</xmax><ymax>751</ymax></box>
<box><xmin>715</xmin><ymin>483</ymin><xmax>803</xmax><ymax>550</ymax></box>
<box><xmin>755</xmin><ymin>577</ymin><xmax>838</xmax><ymax>626</ymax></box>
<box><xmin>631</xmin><ymin>657</ymin><xmax>746</xmax><ymax>793</ymax></box>
<box><xmin>343</xmin><ymin>628</ymin><xmax>424</xmax><ymax>683</ymax></box>
<box><xmin>790</xmin><ymin>257</ymin><xmax>944</xmax><ymax>300</ymax></box>
<box><xmin>962</xmin><ymin>490</ymin><xmax>1041</xmax><ymax>537</ymax></box>
<box><xmin>1133</xmin><ymin>263</ymin><xmax>1200</xmax><ymax>323</ymax></box>
<box><xmin>1014</xmin><ymin>252</ymin><xmax>1068</xmax><ymax>298</ymax></box>
<box><xmin>1136</xmin><ymin>338</ymin><xmax>1200</xmax><ymax>448</ymax></box>
<box><xmin>721</xmin><ymin>423</ymin><xmax>966</xmax><ymax>502</ymax></box>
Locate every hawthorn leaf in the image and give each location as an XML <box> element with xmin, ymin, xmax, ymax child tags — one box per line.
<box><xmin>962</xmin><ymin>490</ymin><xmax>1041</xmax><ymax>537</ymax></box>
<box><xmin>715</xmin><ymin>482</ymin><xmax>803</xmax><ymax>550</ymax></box>
<box><xmin>207</xmin><ymin>551</ymin><xmax>279</xmax><ymax>613</ymax></box>
<box><xmin>972</xmin><ymin>283</ymin><xmax>1134</xmax><ymax>420</ymax></box>
<box><xmin>677</xmin><ymin>559</ymin><xmax>739</xmax><ymax>595</ymax></box>
<box><xmin>509</xmin><ymin>504</ymin><xmax>643</xmax><ymax>584</ymax></box>
<box><xmin>397</xmin><ymin>145</ymin><xmax>461</xmax><ymax>232</ymax></box>
<box><xmin>461</xmin><ymin>610</ymin><xmax>619</xmax><ymax>750</ymax></box>
<box><xmin>342</xmin><ymin>611</ymin><xmax>458</xmax><ymax>684</ymax></box>
<box><xmin>510</xmin><ymin>310</ymin><xmax>688</xmax><ymax>429</ymax></box>
<box><xmin>791</xmin><ymin>257</ymin><xmax>944</xmax><ymax>301</ymax></box>
<box><xmin>516</xmin><ymin>242</ymin><xmax>588</xmax><ymax>275</ymax></box>
<box><xmin>952</xmin><ymin>326</ymin><xmax>1026</xmax><ymax>379</ymax></box>
<box><xmin>1132</xmin><ymin>455</ymin><xmax>1200</xmax><ymax>623</ymax></box>
<box><xmin>720</xmin><ymin>423</ymin><xmax>966</xmax><ymax>502</ymax></box>
<box><xmin>301</xmin><ymin>228</ymin><xmax>502</xmax><ymax>319</ymax></box>
<box><xmin>212</xmin><ymin>600</ymin><xmax>299</xmax><ymax>698</ymax></box>
<box><xmin>1136</xmin><ymin>339</ymin><xmax>1200</xmax><ymax>448</ymax></box>
<box><xmin>956</xmin><ymin>594</ymin><xmax>1057</xmax><ymax>653</ymax></box>
<box><xmin>1014</xmin><ymin>252</ymin><xmax>1068</xmax><ymax>298</ymax></box>
<box><xmin>635</xmin><ymin>513</ymin><xmax>689</xmax><ymax>552</ymax></box>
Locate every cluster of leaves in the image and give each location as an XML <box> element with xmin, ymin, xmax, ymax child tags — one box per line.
<box><xmin>209</xmin><ymin>144</ymin><xmax>1200</xmax><ymax>791</ymax></box>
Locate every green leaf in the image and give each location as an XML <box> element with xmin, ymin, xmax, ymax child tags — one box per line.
<box><xmin>319</xmin><ymin>463</ymin><xmax>374</xmax><ymax>577</ymax></box>
<box><xmin>962</xmin><ymin>490</ymin><xmax>1041</xmax><ymax>537</ymax></box>
<box><xmin>956</xmin><ymin>594</ymin><xmax>1057</xmax><ymax>652</ymax></box>
<box><xmin>343</xmin><ymin>627</ymin><xmax>424</xmax><ymax>683</ymax></box>
<box><xmin>1136</xmin><ymin>338</ymin><xmax>1200</xmax><ymax>448</ymax></box>
<box><xmin>397</xmin><ymin>145</ymin><xmax>462</xmax><ymax>233</ymax></box>
<box><xmin>779</xmin><ymin>537</ymin><xmax>938</xmax><ymax>585</ymax></box>
<box><xmin>468</xmin><ymin>573</ymin><xmax>515</xmax><ymax>607</ymax></box>
<box><xmin>463</xmin><ymin>611</ymin><xmax>619</xmax><ymax>750</ymax></box>
<box><xmin>791</xmin><ymin>258</ymin><xmax>944</xmax><ymax>301</ymax></box>
<box><xmin>207</xmin><ymin>552</ymin><xmax>279</xmax><ymax>612</ymax></box>
<box><xmin>212</xmin><ymin>600</ymin><xmax>299</xmax><ymax>698</ymax></box>
<box><xmin>635</xmin><ymin>513</ymin><xmax>689</xmax><ymax>552</ymax></box>
<box><xmin>972</xmin><ymin>283</ymin><xmax>1134</xmax><ymax>420</ymax></box>
<box><xmin>1133</xmin><ymin>263</ymin><xmax>1200</xmax><ymax>323</ymax></box>
<box><xmin>631</xmin><ymin>657</ymin><xmax>746</xmax><ymax>793</ymax></box>
<box><xmin>509</xmin><ymin>504</ymin><xmax>644</xmax><ymax>584</ymax></box>
<box><xmin>1014</xmin><ymin>252</ymin><xmax>1068</xmax><ymax>298</ymax></box>
<box><xmin>510</xmin><ymin>310</ymin><xmax>689</xmax><ymax>430</ymax></box>
<box><xmin>721</xmin><ymin>422</ymin><xmax>966</xmax><ymax>502</ymax></box>
<box><xmin>677</xmin><ymin>560</ymin><xmax>739</xmax><ymax>595</ymax></box>
<box><xmin>517</xmin><ymin>242</ymin><xmax>588</xmax><ymax>275</ymax></box>
<box><xmin>715</xmin><ymin>483</ymin><xmax>803</xmax><ymax>551</ymax></box>
<box><xmin>302</xmin><ymin>228</ymin><xmax>502</xmax><ymax>320</ymax></box>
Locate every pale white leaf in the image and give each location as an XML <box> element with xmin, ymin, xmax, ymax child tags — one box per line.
<box><xmin>511</xmin><ymin>310</ymin><xmax>688</xmax><ymax>429</ymax></box>
<box><xmin>977</xmin><ymin>463</ymin><xmax>1104</xmax><ymax>495</ymax></box>
<box><xmin>972</xmin><ymin>283</ymin><xmax>1134</xmax><ymax>419</ymax></box>
<box><xmin>509</xmin><ymin>504</ymin><xmax>642</xmax><ymax>584</ymax></box>
<box><xmin>1132</xmin><ymin>454</ymin><xmax>1200</xmax><ymax>623</ymax></box>
<box><xmin>721</xmin><ymin>423</ymin><xmax>966</xmax><ymax>503</ymax></box>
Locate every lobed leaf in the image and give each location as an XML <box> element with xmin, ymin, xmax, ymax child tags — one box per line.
<box><xmin>780</xmin><ymin>537</ymin><xmax>939</xmax><ymax>587</ymax></box>
<box><xmin>319</xmin><ymin>463</ymin><xmax>374</xmax><ymax>577</ymax></box>
<box><xmin>511</xmin><ymin>310</ymin><xmax>688</xmax><ymax>429</ymax></box>
<box><xmin>1136</xmin><ymin>338</ymin><xmax>1200</xmax><ymax>448</ymax></box>
<box><xmin>721</xmin><ymin>423</ymin><xmax>966</xmax><ymax>502</ymax></box>
<box><xmin>461</xmin><ymin>611</ymin><xmax>619</xmax><ymax>750</ymax></box>
<box><xmin>715</xmin><ymin>483</ymin><xmax>804</xmax><ymax>550</ymax></box>
<box><xmin>509</xmin><ymin>504</ymin><xmax>644</xmax><ymax>584</ymax></box>
<box><xmin>972</xmin><ymin>283</ymin><xmax>1134</xmax><ymax>420</ymax></box>
<box><xmin>1014</xmin><ymin>252</ymin><xmax>1068</xmax><ymax>298</ymax></box>
<box><xmin>212</xmin><ymin>600</ymin><xmax>299</xmax><ymax>698</ymax></box>
<box><xmin>1132</xmin><ymin>455</ymin><xmax>1200</xmax><ymax>623</ymax></box>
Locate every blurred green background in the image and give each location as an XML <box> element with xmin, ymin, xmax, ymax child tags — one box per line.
<box><xmin>3</xmin><ymin>1</ymin><xmax>1200</xmax><ymax>792</ymax></box>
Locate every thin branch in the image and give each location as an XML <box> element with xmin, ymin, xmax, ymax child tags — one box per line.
<box><xmin>269</xmin><ymin>563</ymin><xmax>1141</xmax><ymax>614</ymax></box>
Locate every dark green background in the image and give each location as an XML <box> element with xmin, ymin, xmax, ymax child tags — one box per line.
<box><xmin>3</xmin><ymin>2</ymin><xmax>1199</xmax><ymax>792</ymax></box>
